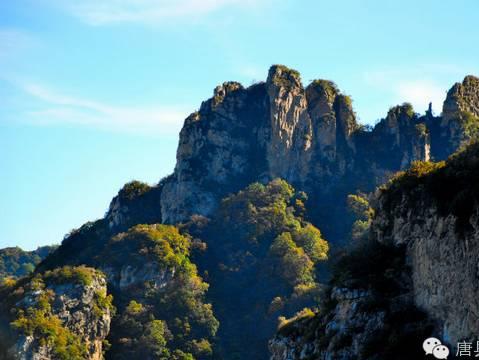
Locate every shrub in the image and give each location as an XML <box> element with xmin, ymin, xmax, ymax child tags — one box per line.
<box><xmin>381</xmin><ymin>141</ymin><xmax>479</xmax><ymax>235</ymax></box>
<box><xmin>204</xmin><ymin>179</ymin><xmax>329</xmax><ymax>359</ymax></box>
<box><xmin>189</xmin><ymin>338</ymin><xmax>213</xmax><ymax>356</ymax></box>
<box><xmin>0</xmin><ymin>245</ymin><xmax>57</xmax><ymax>280</ymax></box>
<box><xmin>277</xmin><ymin>307</ymin><xmax>315</xmax><ymax>330</ymax></box>
<box><xmin>292</xmin><ymin>224</ymin><xmax>329</xmax><ymax>262</ymax></box>
<box><xmin>270</xmin><ymin>232</ymin><xmax>314</xmax><ymax>286</ymax></box>
<box><xmin>120</xmin><ymin>181</ymin><xmax>151</xmax><ymax>200</ymax></box>
<box><xmin>93</xmin><ymin>290</ymin><xmax>114</xmax><ymax>317</ymax></box>
<box><xmin>270</xmin><ymin>65</ymin><xmax>301</xmax><ymax>88</ymax></box>
<box><xmin>126</xmin><ymin>300</ymin><xmax>144</xmax><ymax>315</ymax></box>
<box><xmin>461</xmin><ymin>111</ymin><xmax>479</xmax><ymax>140</ymax></box>
<box><xmin>43</xmin><ymin>265</ymin><xmax>99</xmax><ymax>286</ymax></box>
<box><xmin>111</xmin><ymin>224</ymin><xmax>192</xmax><ymax>272</ymax></box>
<box><xmin>310</xmin><ymin>79</ymin><xmax>339</xmax><ymax>96</ymax></box>
<box><xmin>2</xmin><ymin>277</ymin><xmax>17</xmax><ymax>287</ymax></box>
<box><xmin>106</xmin><ymin>223</ymin><xmax>218</xmax><ymax>360</ymax></box>
<box><xmin>347</xmin><ymin>194</ymin><xmax>374</xmax><ymax>240</ymax></box>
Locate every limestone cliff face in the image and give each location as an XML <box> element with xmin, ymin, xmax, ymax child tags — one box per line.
<box><xmin>156</xmin><ymin>65</ymin><xmax>442</xmax><ymax>235</ymax></box>
<box><xmin>356</xmin><ymin>103</ymin><xmax>431</xmax><ymax>187</ymax></box>
<box><xmin>160</xmin><ymin>80</ymin><xmax>269</xmax><ymax>223</ymax></box>
<box><xmin>373</xmin><ymin>202</ymin><xmax>479</xmax><ymax>347</ymax></box>
<box><xmin>264</xmin><ymin>65</ymin><xmax>313</xmax><ymax>181</ymax></box>
<box><xmin>101</xmin><ymin>67</ymin><xmax>478</xmax><ymax>245</ymax></box>
<box><xmin>268</xmin><ymin>242</ymin><xmax>422</xmax><ymax>360</ymax></box>
<box><xmin>105</xmin><ymin>181</ymin><xmax>163</xmax><ymax>233</ymax></box>
<box><xmin>437</xmin><ymin>75</ymin><xmax>479</xmax><ymax>158</ymax></box>
<box><xmin>102</xmin><ymin>261</ymin><xmax>174</xmax><ymax>292</ymax></box>
<box><xmin>269</xmin><ymin>288</ymin><xmax>385</xmax><ymax>360</ymax></box>
<box><xmin>372</xmin><ymin>149</ymin><xmax>479</xmax><ymax>345</ymax></box>
<box><xmin>443</xmin><ymin>75</ymin><xmax>479</xmax><ymax>122</ymax></box>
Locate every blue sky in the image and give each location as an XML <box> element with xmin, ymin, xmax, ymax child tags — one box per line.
<box><xmin>1</xmin><ymin>0</ymin><xmax>478</xmax><ymax>250</ymax></box>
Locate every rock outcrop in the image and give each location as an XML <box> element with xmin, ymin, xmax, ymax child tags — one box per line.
<box><xmin>1</xmin><ymin>267</ymin><xmax>112</xmax><ymax>360</ymax></box>
<box><xmin>436</xmin><ymin>75</ymin><xmax>479</xmax><ymax>158</ymax></box>
<box><xmin>442</xmin><ymin>75</ymin><xmax>479</xmax><ymax>122</ymax></box>
<box><xmin>157</xmin><ymin>65</ymin><xmax>365</xmax><ymax>228</ymax></box>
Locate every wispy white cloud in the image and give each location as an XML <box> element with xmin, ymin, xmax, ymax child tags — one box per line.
<box><xmin>362</xmin><ymin>64</ymin><xmax>467</xmax><ymax>116</ymax></box>
<box><xmin>396</xmin><ymin>81</ymin><xmax>445</xmax><ymax>115</ymax></box>
<box><xmin>19</xmin><ymin>82</ymin><xmax>189</xmax><ymax>136</ymax></box>
<box><xmin>54</xmin><ymin>0</ymin><xmax>270</xmax><ymax>26</ymax></box>
<box><xmin>236</xmin><ymin>64</ymin><xmax>266</xmax><ymax>82</ymax></box>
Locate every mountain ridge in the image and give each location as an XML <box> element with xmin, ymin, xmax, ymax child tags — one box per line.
<box><xmin>106</xmin><ymin>65</ymin><xmax>479</xmax><ymax>245</ymax></box>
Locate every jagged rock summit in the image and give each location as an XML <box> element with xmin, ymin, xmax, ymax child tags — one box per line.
<box><xmin>107</xmin><ymin>65</ymin><xmax>479</xmax><ymax>244</ymax></box>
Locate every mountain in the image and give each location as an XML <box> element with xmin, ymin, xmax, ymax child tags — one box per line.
<box><xmin>1</xmin><ymin>65</ymin><xmax>478</xmax><ymax>360</ymax></box>
<box><xmin>0</xmin><ymin>246</ymin><xmax>58</xmax><ymax>281</ymax></box>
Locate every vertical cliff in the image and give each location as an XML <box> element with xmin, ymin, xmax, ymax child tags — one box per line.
<box><xmin>159</xmin><ymin>80</ymin><xmax>270</xmax><ymax>224</ymax></box>
<box><xmin>372</xmin><ymin>144</ymin><xmax>479</xmax><ymax>345</ymax></box>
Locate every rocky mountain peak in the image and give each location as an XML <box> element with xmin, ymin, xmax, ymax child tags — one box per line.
<box><xmin>386</xmin><ymin>103</ymin><xmax>415</xmax><ymax>123</ymax></box>
<box><xmin>211</xmin><ymin>81</ymin><xmax>244</xmax><ymax>107</ymax></box>
<box><xmin>381</xmin><ymin>103</ymin><xmax>418</xmax><ymax>146</ymax></box>
<box><xmin>334</xmin><ymin>94</ymin><xmax>358</xmax><ymax>142</ymax></box>
<box><xmin>267</xmin><ymin>64</ymin><xmax>303</xmax><ymax>90</ymax></box>
<box><xmin>443</xmin><ymin>74</ymin><xmax>479</xmax><ymax>121</ymax></box>
<box><xmin>305</xmin><ymin>79</ymin><xmax>339</xmax><ymax>119</ymax></box>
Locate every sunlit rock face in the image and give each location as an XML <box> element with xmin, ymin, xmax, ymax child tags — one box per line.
<box><xmin>158</xmin><ymin>65</ymin><xmax>467</xmax><ymax>245</ymax></box>
<box><xmin>99</xmin><ymin>67</ymin><xmax>477</xmax><ymax>247</ymax></box>
<box><xmin>435</xmin><ymin>75</ymin><xmax>479</xmax><ymax>158</ymax></box>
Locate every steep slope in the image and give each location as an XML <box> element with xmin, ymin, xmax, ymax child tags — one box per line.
<box><xmin>269</xmin><ymin>142</ymin><xmax>479</xmax><ymax>359</ymax></box>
